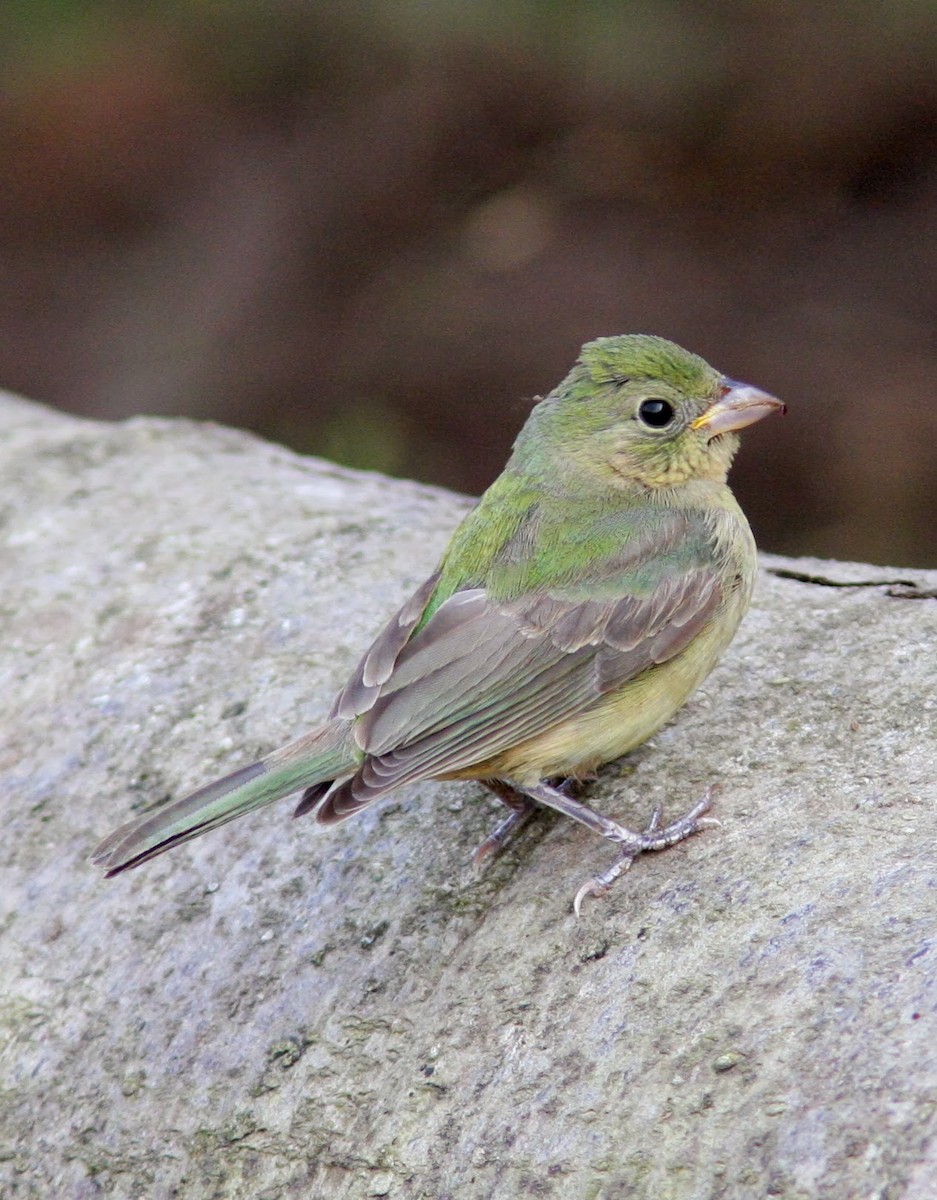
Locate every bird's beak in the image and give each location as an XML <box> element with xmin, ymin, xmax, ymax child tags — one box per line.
<box><xmin>692</xmin><ymin>381</ymin><xmax>786</xmax><ymax>437</ymax></box>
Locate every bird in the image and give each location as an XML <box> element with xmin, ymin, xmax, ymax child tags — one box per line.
<box><xmin>93</xmin><ymin>333</ymin><xmax>784</xmax><ymax>911</ymax></box>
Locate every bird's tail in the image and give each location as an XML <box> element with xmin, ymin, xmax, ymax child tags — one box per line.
<box><xmin>92</xmin><ymin>719</ymin><xmax>358</xmax><ymax>876</ymax></box>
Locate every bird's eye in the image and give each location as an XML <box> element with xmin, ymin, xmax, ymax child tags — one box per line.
<box><xmin>637</xmin><ymin>399</ymin><xmax>675</xmax><ymax>428</ymax></box>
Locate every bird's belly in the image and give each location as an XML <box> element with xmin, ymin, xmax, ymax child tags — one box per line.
<box><xmin>460</xmin><ymin>610</ymin><xmax>739</xmax><ymax>785</ymax></box>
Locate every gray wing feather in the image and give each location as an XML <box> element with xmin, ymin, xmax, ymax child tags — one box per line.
<box><xmin>331</xmin><ymin>572</ymin><xmax>441</xmax><ymax>718</ymax></box>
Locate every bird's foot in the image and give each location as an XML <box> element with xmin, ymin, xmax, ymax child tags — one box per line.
<box><xmin>472</xmin><ymin>782</ymin><xmax>537</xmax><ymax>874</ymax></box>
<box><xmin>572</xmin><ymin>787</ymin><xmax>718</xmax><ymax>916</ymax></box>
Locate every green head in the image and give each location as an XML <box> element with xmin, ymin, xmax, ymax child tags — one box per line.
<box><xmin>513</xmin><ymin>334</ymin><xmax>783</xmax><ymax>491</ymax></box>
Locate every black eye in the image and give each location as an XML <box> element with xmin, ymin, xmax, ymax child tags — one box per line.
<box><xmin>638</xmin><ymin>399</ymin><xmax>675</xmax><ymax>428</ymax></box>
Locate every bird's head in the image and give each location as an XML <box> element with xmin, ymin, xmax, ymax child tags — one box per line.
<box><xmin>520</xmin><ymin>334</ymin><xmax>784</xmax><ymax>492</ymax></box>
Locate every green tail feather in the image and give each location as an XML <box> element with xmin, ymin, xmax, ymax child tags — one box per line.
<box><xmin>92</xmin><ymin>720</ymin><xmax>357</xmax><ymax>876</ymax></box>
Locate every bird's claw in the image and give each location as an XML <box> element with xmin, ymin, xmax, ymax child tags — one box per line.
<box><xmin>572</xmin><ymin>786</ymin><xmax>718</xmax><ymax>917</ymax></box>
<box><xmin>573</xmin><ymin>857</ymin><xmax>635</xmax><ymax>917</ymax></box>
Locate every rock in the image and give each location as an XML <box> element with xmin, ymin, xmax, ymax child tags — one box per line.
<box><xmin>1</xmin><ymin>394</ymin><xmax>935</xmax><ymax>1199</ymax></box>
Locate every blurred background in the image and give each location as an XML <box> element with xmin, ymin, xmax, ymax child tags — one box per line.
<box><xmin>0</xmin><ymin>0</ymin><xmax>935</xmax><ymax>566</ymax></box>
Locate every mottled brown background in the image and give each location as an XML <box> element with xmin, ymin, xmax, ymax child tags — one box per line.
<box><xmin>1</xmin><ymin>1</ymin><xmax>935</xmax><ymax>565</ymax></box>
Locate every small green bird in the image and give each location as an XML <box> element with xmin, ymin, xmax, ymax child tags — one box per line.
<box><xmin>93</xmin><ymin>334</ymin><xmax>783</xmax><ymax>910</ymax></box>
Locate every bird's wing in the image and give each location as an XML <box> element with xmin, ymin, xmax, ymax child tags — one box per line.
<box><xmin>330</xmin><ymin>571</ymin><xmax>441</xmax><ymax>718</ymax></box>
<box><xmin>315</xmin><ymin>508</ymin><xmax>726</xmax><ymax>821</ymax></box>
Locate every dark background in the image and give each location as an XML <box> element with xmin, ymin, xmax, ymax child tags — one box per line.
<box><xmin>1</xmin><ymin>1</ymin><xmax>935</xmax><ymax>566</ymax></box>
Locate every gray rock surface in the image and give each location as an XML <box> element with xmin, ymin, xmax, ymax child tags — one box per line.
<box><xmin>1</xmin><ymin>394</ymin><xmax>935</xmax><ymax>1199</ymax></box>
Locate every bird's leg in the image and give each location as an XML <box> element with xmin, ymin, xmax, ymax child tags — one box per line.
<box><xmin>472</xmin><ymin>781</ymin><xmax>539</xmax><ymax>872</ymax></box>
<box><xmin>516</xmin><ymin>781</ymin><xmax>717</xmax><ymax>915</ymax></box>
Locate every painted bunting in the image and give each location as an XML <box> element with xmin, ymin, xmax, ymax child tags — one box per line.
<box><xmin>93</xmin><ymin>334</ymin><xmax>783</xmax><ymax>910</ymax></box>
